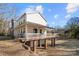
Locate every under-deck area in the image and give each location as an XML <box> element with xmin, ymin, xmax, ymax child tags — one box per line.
<box><xmin>20</xmin><ymin>34</ymin><xmax>58</xmax><ymax>52</ymax></box>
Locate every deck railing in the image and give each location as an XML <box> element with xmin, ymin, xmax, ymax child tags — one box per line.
<box><xmin>25</xmin><ymin>33</ymin><xmax>43</xmax><ymax>40</ymax></box>
<box><xmin>18</xmin><ymin>33</ymin><xmax>59</xmax><ymax>41</ymax></box>
<box><xmin>25</xmin><ymin>33</ymin><xmax>58</xmax><ymax>41</ymax></box>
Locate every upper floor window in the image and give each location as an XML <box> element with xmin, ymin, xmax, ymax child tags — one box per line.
<box><xmin>23</xmin><ymin>28</ymin><xmax>25</xmax><ymax>33</ymax></box>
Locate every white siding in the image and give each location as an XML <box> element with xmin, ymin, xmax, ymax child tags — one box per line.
<box><xmin>27</xmin><ymin>13</ymin><xmax>47</xmax><ymax>26</ymax></box>
<box><xmin>14</xmin><ymin>13</ymin><xmax>48</xmax><ymax>38</ymax></box>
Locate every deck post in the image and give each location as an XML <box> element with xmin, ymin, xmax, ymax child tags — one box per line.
<box><xmin>51</xmin><ymin>38</ymin><xmax>55</xmax><ymax>46</ymax></box>
<box><xmin>54</xmin><ymin>38</ymin><xmax>55</xmax><ymax>46</ymax></box>
<box><xmin>33</xmin><ymin>40</ymin><xmax>37</xmax><ymax>52</ymax></box>
<box><xmin>51</xmin><ymin>38</ymin><xmax>53</xmax><ymax>46</ymax></box>
<box><xmin>38</xmin><ymin>40</ymin><xmax>41</xmax><ymax>47</ymax></box>
<box><xmin>44</xmin><ymin>39</ymin><xmax>47</xmax><ymax>49</ymax></box>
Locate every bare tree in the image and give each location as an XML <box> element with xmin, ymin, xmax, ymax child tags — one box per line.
<box><xmin>0</xmin><ymin>3</ymin><xmax>17</xmax><ymax>36</ymax></box>
<box><xmin>65</xmin><ymin>17</ymin><xmax>79</xmax><ymax>39</ymax></box>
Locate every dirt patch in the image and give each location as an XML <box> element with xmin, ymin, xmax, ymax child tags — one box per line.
<box><xmin>0</xmin><ymin>39</ymin><xmax>79</xmax><ymax>56</ymax></box>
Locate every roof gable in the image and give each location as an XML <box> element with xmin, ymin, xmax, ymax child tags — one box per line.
<box><xmin>26</xmin><ymin>13</ymin><xmax>47</xmax><ymax>26</ymax></box>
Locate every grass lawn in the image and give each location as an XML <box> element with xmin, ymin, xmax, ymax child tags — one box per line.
<box><xmin>0</xmin><ymin>39</ymin><xmax>79</xmax><ymax>56</ymax></box>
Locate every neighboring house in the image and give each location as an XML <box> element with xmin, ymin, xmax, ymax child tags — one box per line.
<box><xmin>14</xmin><ymin>12</ymin><xmax>49</xmax><ymax>41</ymax></box>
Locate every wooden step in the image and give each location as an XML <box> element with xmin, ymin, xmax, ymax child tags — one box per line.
<box><xmin>22</xmin><ymin>43</ymin><xmax>31</xmax><ymax>51</ymax></box>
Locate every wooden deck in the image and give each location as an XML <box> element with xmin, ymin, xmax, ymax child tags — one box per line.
<box><xmin>21</xmin><ymin>36</ymin><xmax>58</xmax><ymax>52</ymax></box>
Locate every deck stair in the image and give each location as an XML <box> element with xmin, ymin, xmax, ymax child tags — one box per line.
<box><xmin>22</xmin><ymin>41</ymin><xmax>31</xmax><ymax>51</ymax></box>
